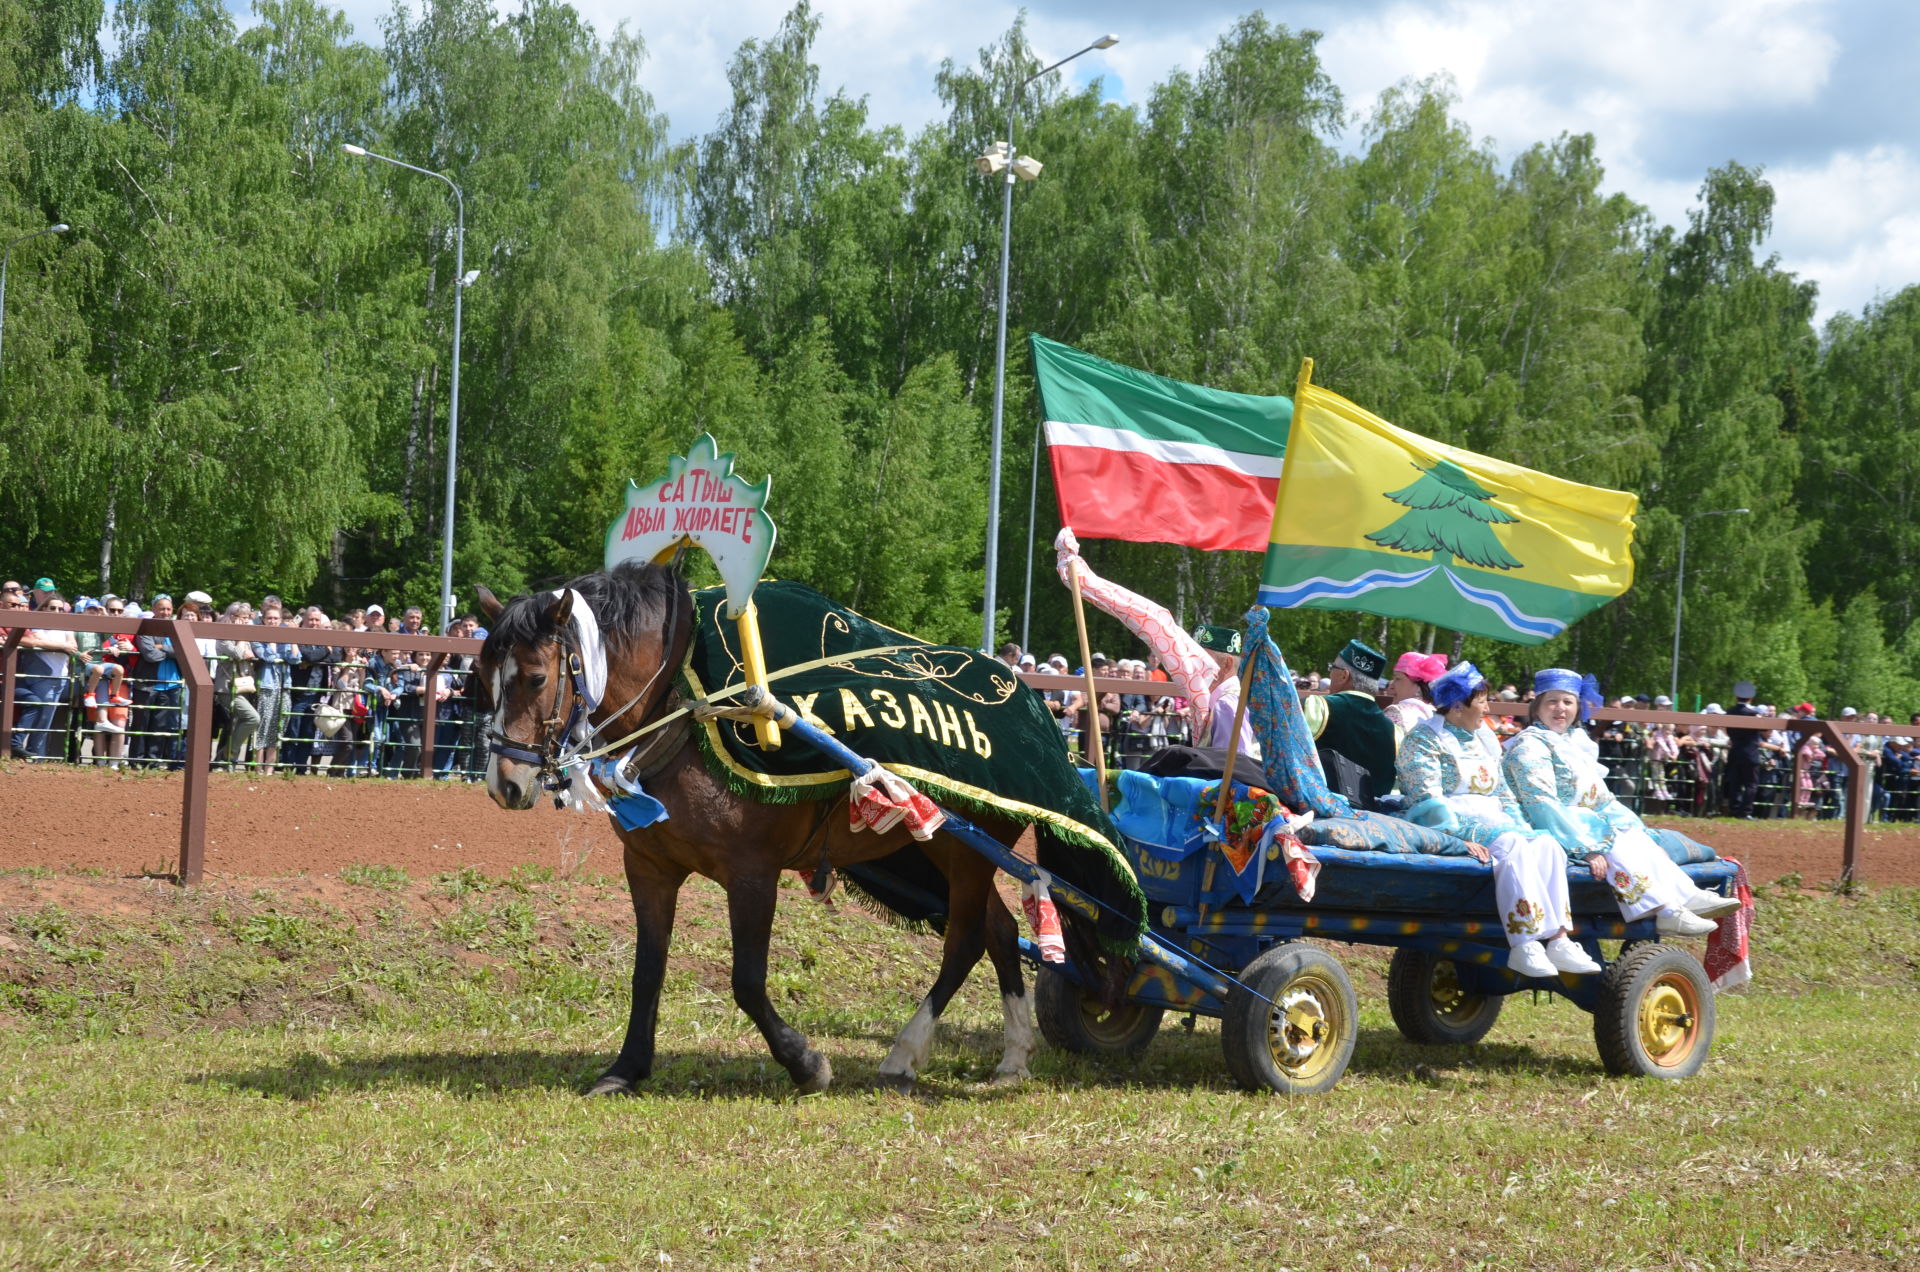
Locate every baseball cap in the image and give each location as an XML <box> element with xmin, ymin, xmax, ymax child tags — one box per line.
<box><xmin>184</xmin><ymin>590</ymin><xmax>213</xmax><ymax>605</ymax></box>
<box><xmin>365</xmin><ymin>603</ymin><xmax>386</xmax><ymax>616</ymax></box>
<box><xmin>1841</xmin><ymin>706</ymin><xmax>1858</xmax><ymax>717</ymax></box>
<box><xmin>1654</xmin><ymin>694</ymin><xmax>1673</xmax><ymax>707</ymax></box>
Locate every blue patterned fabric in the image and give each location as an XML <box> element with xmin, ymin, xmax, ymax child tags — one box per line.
<box><xmin>1293</xmin><ymin>811</ymin><xmax>1478</xmax><ymax>857</ymax></box>
<box><xmin>1650</xmin><ymin>826</ymin><xmax>1719</xmax><ymax>865</ymax></box>
<box><xmin>1241</xmin><ymin>606</ymin><xmax>1352</xmax><ymax>819</ymax></box>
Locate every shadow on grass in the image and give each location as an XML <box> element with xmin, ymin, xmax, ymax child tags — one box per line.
<box><xmin>203</xmin><ymin>1047</ymin><xmax>832</xmax><ymax>1102</ymax></box>
<box><xmin>202</xmin><ymin>1023</ymin><xmax>1604</xmax><ymax>1104</ymax></box>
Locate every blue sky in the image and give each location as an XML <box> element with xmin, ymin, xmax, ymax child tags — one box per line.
<box><xmin>269</xmin><ymin>0</ymin><xmax>1920</xmax><ymax>325</ymax></box>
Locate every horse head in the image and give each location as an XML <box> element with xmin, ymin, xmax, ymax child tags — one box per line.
<box><xmin>474</xmin><ymin>565</ymin><xmax>692</xmax><ymax>812</ymax></box>
<box><xmin>474</xmin><ymin>584</ymin><xmax>577</xmax><ymax>811</ymax></box>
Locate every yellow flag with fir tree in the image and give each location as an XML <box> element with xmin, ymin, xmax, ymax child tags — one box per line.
<box><xmin>1257</xmin><ymin>362</ymin><xmax>1639</xmax><ymax>644</ymax></box>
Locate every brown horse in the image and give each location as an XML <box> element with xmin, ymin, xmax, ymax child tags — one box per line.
<box><xmin>475</xmin><ymin>563</ymin><xmax>1045</xmax><ymax>1095</ymax></box>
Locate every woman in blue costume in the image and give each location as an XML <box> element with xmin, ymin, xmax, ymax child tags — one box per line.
<box><xmin>1397</xmin><ymin>662</ymin><xmax>1603</xmax><ymax>979</ymax></box>
<box><xmin>1503</xmin><ymin>669</ymin><xmax>1739</xmax><ymax>937</ymax></box>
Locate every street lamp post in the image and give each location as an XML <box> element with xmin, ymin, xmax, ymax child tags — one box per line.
<box><xmin>979</xmin><ymin>33</ymin><xmax>1118</xmax><ymax>655</ymax></box>
<box><xmin>1670</xmin><ymin>507</ymin><xmax>1750</xmax><ymax>702</ymax></box>
<box><xmin>344</xmin><ymin>144</ymin><xmax>468</xmax><ymax>635</ymax></box>
<box><xmin>0</xmin><ymin>222</ymin><xmax>71</xmax><ymax>381</ymax></box>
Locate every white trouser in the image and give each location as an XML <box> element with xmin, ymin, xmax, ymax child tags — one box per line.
<box><xmin>1595</xmin><ymin>827</ymin><xmax>1716</xmax><ymax>921</ymax></box>
<box><xmin>1488</xmin><ymin>830</ymin><xmax>1572</xmax><ymax>948</ymax></box>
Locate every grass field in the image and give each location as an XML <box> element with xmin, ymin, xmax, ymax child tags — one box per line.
<box><xmin>3</xmin><ymin>865</ymin><xmax>1918</xmax><ymax>1271</ymax></box>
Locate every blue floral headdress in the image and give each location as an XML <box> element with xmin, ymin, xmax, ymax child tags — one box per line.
<box><xmin>1534</xmin><ymin>668</ymin><xmax>1604</xmax><ymax>722</ymax></box>
<box><xmin>1430</xmin><ymin>661</ymin><xmax>1488</xmax><ymax>711</ymax></box>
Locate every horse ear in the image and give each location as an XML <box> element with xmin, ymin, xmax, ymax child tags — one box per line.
<box><xmin>546</xmin><ymin>588</ymin><xmax>574</xmax><ymax>629</ymax></box>
<box><xmin>475</xmin><ymin>585</ymin><xmax>503</xmax><ymax>623</ymax></box>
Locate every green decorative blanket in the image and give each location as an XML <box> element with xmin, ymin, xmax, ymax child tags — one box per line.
<box><xmin>681</xmin><ymin>580</ymin><xmax>1146</xmax><ymax>951</ymax></box>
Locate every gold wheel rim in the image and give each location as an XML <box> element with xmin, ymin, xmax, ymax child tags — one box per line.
<box><xmin>1428</xmin><ymin>959</ymin><xmax>1483</xmax><ymax>1025</ymax></box>
<box><xmin>1078</xmin><ymin>999</ymin><xmax>1151</xmax><ymax>1046</ymax></box>
<box><xmin>1266</xmin><ymin>972</ymin><xmax>1345</xmax><ymax>1081</ymax></box>
<box><xmin>1637</xmin><ymin>974</ymin><xmax>1701</xmax><ymax>1066</ymax></box>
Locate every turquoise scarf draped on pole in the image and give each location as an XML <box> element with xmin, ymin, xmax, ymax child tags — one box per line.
<box><xmin>1241</xmin><ymin>606</ymin><xmax>1353</xmax><ymax>821</ymax></box>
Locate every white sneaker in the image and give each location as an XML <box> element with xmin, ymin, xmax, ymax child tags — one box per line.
<box><xmin>1657</xmin><ymin>908</ymin><xmax>1718</xmax><ymax>938</ymax></box>
<box><xmin>1507</xmin><ymin>940</ymin><xmax>1556</xmax><ymax>978</ymax></box>
<box><xmin>1544</xmin><ymin>935</ymin><xmax>1603</xmax><ymax>975</ymax></box>
<box><xmin>1687</xmin><ymin>893</ymin><xmax>1741</xmax><ymax>919</ymax></box>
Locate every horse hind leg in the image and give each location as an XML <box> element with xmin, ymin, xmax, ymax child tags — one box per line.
<box><xmin>876</xmin><ymin>849</ymin><xmax>995</xmax><ymax>1092</ymax></box>
<box><xmin>982</xmin><ymin>889</ymin><xmax>1036</xmax><ymax>1086</ymax></box>
<box><xmin>727</xmin><ymin>873</ymin><xmax>833</xmax><ymax>1093</ymax></box>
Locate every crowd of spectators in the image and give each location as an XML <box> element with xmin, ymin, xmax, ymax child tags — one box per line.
<box><xmin>4</xmin><ymin>574</ymin><xmax>489</xmax><ymax>779</ymax></box>
<box><xmin>994</xmin><ymin>637</ymin><xmax>1920</xmax><ymax>824</ymax></box>
<box><xmin>13</xmin><ymin>581</ymin><xmax>1920</xmax><ymax>822</ymax></box>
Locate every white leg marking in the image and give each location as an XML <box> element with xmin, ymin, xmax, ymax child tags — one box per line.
<box><xmin>879</xmin><ymin>997</ymin><xmax>938</xmax><ymax>1080</ymax></box>
<box><xmin>994</xmin><ymin>991</ymin><xmax>1036</xmax><ymax>1081</ymax></box>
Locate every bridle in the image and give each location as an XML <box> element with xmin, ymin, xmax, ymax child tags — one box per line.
<box><xmin>485</xmin><ymin>582</ymin><xmax>689</xmax><ymax>795</ymax></box>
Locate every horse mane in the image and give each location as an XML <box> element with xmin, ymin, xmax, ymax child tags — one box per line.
<box><xmin>482</xmin><ymin>562</ymin><xmax>686</xmax><ymax>661</ymax></box>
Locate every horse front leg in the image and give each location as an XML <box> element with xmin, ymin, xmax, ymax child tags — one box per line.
<box><xmin>727</xmin><ymin>873</ymin><xmax>833</xmax><ymax>1093</ymax></box>
<box><xmin>588</xmin><ymin>849</ymin><xmax>687</xmax><ymax>1097</ymax></box>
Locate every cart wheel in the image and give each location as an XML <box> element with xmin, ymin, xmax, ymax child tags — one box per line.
<box><xmin>1034</xmin><ymin>966</ymin><xmax>1163</xmax><ymax>1058</ymax></box>
<box><xmin>1387</xmin><ymin>949</ymin><xmax>1503</xmax><ymax>1046</ymax></box>
<box><xmin>1594</xmin><ymin>943</ymin><xmax>1714</xmax><ymax>1079</ymax></box>
<box><xmin>1221</xmin><ymin>944</ymin><xmax>1357</xmax><ymax>1095</ymax></box>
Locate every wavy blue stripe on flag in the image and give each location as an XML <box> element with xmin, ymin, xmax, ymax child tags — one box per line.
<box><xmin>1443</xmin><ymin>569</ymin><xmax>1566</xmax><ymax>639</ymax></box>
<box><xmin>1256</xmin><ymin>565</ymin><xmax>1439</xmax><ymax>610</ymax></box>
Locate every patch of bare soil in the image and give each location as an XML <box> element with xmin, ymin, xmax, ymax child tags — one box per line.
<box><xmin>0</xmin><ymin>762</ymin><xmax>622</xmax><ymax>879</ymax></box>
<box><xmin>2</xmin><ymin>764</ymin><xmax>1914</xmax><ymax>900</ymax></box>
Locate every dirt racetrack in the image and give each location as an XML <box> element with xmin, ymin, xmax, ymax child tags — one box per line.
<box><xmin>3</xmin><ymin>762</ymin><xmax>1917</xmax><ymax>887</ymax></box>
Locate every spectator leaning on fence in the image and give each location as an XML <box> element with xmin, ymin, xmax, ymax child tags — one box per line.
<box><xmin>9</xmin><ymin>583</ymin><xmax>77</xmax><ymax>759</ymax></box>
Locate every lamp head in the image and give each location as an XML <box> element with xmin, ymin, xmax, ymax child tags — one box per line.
<box><xmin>1092</xmin><ymin>34</ymin><xmax>1119</xmax><ymax>48</ymax></box>
<box><xmin>50</xmin><ymin>224</ymin><xmax>70</xmax><ymax>234</ymax></box>
<box><xmin>341</xmin><ymin>143</ymin><xmax>369</xmax><ymax>157</ymax></box>
<box><xmin>975</xmin><ymin>143</ymin><xmax>1010</xmax><ymax>177</ymax></box>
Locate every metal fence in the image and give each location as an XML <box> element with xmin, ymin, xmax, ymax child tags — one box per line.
<box><xmin>4</xmin><ymin>655</ymin><xmax>490</xmax><ymax>781</ymax></box>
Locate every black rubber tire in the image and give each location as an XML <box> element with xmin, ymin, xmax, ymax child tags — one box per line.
<box><xmin>1386</xmin><ymin>948</ymin><xmax>1503</xmax><ymax>1045</ymax></box>
<box><xmin>1033</xmin><ymin>966</ymin><xmax>1163</xmax><ymax>1058</ymax></box>
<box><xmin>1594</xmin><ymin>942</ymin><xmax>1715</xmax><ymax>1079</ymax></box>
<box><xmin>1221</xmin><ymin>943</ymin><xmax>1358</xmax><ymax>1095</ymax></box>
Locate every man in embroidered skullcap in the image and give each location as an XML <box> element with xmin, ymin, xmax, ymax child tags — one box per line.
<box><xmin>1396</xmin><ymin>661</ymin><xmax>1603</xmax><ymax>979</ymax></box>
<box><xmin>1192</xmin><ymin>623</ymin><xmax>1260</xmax><ymax>760</ymax></box>
<box><xmin>1503</xmin><ymin>669</ymin><xmax>1738</xmax><ymax>939</ymax></box>
<box><xmin>1301</xmin><ymin>637</ymin><xmax>1396</xmax><ymax>797</ymax></box>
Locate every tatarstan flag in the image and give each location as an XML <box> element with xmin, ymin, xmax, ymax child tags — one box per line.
<box><xmin>1031</xmin><ymin>334</ymin><xmax>1291</xmax><ymax>552</ymax></box>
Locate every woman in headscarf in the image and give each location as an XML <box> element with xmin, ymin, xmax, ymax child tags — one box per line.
<box><xmin>1381</xmin><ymin>651</ymin><xmax>1447</xmax><ymax>732</ymax></box>
<box><xmin>1397</xmin><ymin>662</ymin><xmax>1603</xmax><ymax>979</ymax></box>
<box><xmin>1502</xmin><ymin>669</ymin><xmax>1737</xmax><ymax>937</ymax></box>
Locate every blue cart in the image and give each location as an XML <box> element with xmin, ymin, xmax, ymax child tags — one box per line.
<box><xmin>769</xmin><ymin>705</ymin><xmax>1734</xmax><ymax>1096</ymax></box>
<box><xmin>1023</xmin><ymin>768</ymin><xmax>1738</xmax><ymax>1094</ymax></box>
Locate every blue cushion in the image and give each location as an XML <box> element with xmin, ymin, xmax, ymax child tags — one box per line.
<box><xmin>1649</xmin><ymin>826</ymin><xmax>1718</xmax><ymax>865</ymax></box>
<box><xmin>1294</xmin><ymin>811</ymin><xmax>1478</xmax><ymax>857</ymax></box>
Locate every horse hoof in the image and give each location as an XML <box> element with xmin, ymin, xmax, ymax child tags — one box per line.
<box><xmin>585</xmin><ymin>1074</ymin><xmax>638</xmax><ymax>1098</ymax></box>
<box><xmin>872</xmin><ymin>1069</ymin><xmax>917</xmax><ymax>1095</ymax></box>
<box><xmin>988</xmin><ymin>1066</ymin><xmax>1029</xmax><ymax>1088</ymax></box>
<box><xmin>792</xmin><ymin>1050</ymin><xmax>833</xmax><ymax>1094</ymax></box>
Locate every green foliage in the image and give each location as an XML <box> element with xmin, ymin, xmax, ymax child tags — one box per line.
<box><xmin>0</xmin><ymin>1</ymin><xmax>1910</xmax><ymax>710</ymax></box>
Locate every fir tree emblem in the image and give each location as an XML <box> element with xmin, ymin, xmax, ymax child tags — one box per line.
<box><xmin>1365</xmin><ymin>459</ymin><xmax>1523</xmax><ymax>571</ymax></box>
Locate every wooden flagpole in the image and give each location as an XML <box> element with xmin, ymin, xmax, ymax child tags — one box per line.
<box><xmin>1067</xmin><ymin>560</ymin><xmax>1110</xmax><ymax>812</ymax></box>
<box><xmin>1210</xmin><ymin>643</ymin><xmax>1256</xmax><ymax>828</ymax></box>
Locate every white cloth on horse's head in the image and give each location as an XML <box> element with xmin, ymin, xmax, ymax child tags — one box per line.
<box><xmin>551</xmin><ymin>587</ymin><xmax>607</xmax><ymax>722</ymax></box>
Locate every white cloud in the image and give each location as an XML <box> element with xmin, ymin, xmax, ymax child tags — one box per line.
<box><xmin>1769</xmin><ymin>145</ymin><xmax>1920</xmax><ymax>320</ymax></box>
<box><xmin>254</xmin><ymin>0</ymin><xmax>1917</xmax><ymax>321</ymax></box>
